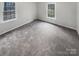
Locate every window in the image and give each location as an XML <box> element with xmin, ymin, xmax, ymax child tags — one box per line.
<box><xmin>48</xmin><ymin>4</ymin><xmax>55</xmax><ymax>18</ymax></box>
<box><xmin>3</xmin><ymin>2</ymin><xmax>16</xmax><ymax>21</ymax></box>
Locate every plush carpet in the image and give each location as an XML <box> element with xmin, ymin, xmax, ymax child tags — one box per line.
<box><xmin>0</xmin><ymin>20</ymin><xmax>79</xmax><ymax>56</ymax></box>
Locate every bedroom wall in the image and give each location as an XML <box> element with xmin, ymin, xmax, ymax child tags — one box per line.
<box><xmin>0</xmin><ymin>2</ymin><xmax>37</xmax><ymax>35</ymax></box>
<box><xmin>77</xmin><ymin>3</ymin><xmax>79</xmax><ymax>34</ymax></box>
<box><xmin>37</xmin><ymin>2</ymin><xmax>77</xmax><ymax>30</ymax></box>
<box><xmin>0</xmin><ymin>2</ymin><xmax>78</xmax><ymax>35</ymax></box>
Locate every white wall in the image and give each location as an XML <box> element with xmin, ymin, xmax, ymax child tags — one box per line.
<box><xmin>0</xmin><ymin>2</ymin><xmax>37</xmax><ymax>35</ymax></box>
<box><xmin>37</xmin><ymin>2</ymin><xmax>77</xmax><ymax>30</ymax></box>
<box><xmin>0</xmin><ymin>2</ymin><xmax>78</xmax><ymax>35</ymax></box>
<box><xmin>77</xmin><ymin>3</ymin><xmax>79</xmax><ymax>34</ymax></box>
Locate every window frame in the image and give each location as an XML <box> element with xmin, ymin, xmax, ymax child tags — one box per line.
<box><xmin>47</xmin><ymin>3</ymin><xmax>56</xmax><ymax>20</ymax></box>
<box><xmin>1</xmin><ymin>2</ymin><xmax>16</xmax><ymax>23</ymax></box>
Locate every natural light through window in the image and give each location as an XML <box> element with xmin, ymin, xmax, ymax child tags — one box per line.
<box><xmin>3</xmin><ymin>2</ymin><xmax>16</xmax><ymax>21</ymax></box>
<box><xmin>48</xmin><ymin>4</ymin><xmax>55</xmax><ymax>18</ymax></box>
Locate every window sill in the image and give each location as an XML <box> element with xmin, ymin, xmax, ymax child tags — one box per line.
<box><xmin>1</xmin><ymin>18</ymin><xmax>16</xmax><ymax>23</ymax></box>
<box><xmin>47</xmin><ymin>17</ymin><xmax>56</xmax><ymax>20</ymax></box>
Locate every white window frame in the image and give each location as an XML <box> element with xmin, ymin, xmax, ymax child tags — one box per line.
<box><xmin>1</xmin><ymin>2</ymin><xmax>17</xmax><ymax>23</ymax></box>
<box><xmin>47</xmin><ymin>2</ymin><xmax>56</xmax><ymax>20</ymax></box>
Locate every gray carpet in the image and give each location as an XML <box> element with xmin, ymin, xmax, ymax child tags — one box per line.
<box><xmin>0</xmin><ymin>20</ymin><xmax>79</xmax><ymax>56</ymax></box>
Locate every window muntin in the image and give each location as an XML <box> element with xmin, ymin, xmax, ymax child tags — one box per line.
<box><xmin>3</xmin><ymin>2</ymin><xmax>16</xmax><ymax>21</ymax></box>
<box><xmin>48</xmin><ymin>4</ymin><xmax>55</xmax><ymax>18</ymax></box>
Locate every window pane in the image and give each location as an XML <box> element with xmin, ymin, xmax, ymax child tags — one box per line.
<box><xmin>3</xmin><ymin>2</ymin><xmax>16</xmax><ymax>21</ymax></box>
<box><xmin>48</xmin><ymin>4</ymin><xmax>55</xmax><ymax>18</ymax></box>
